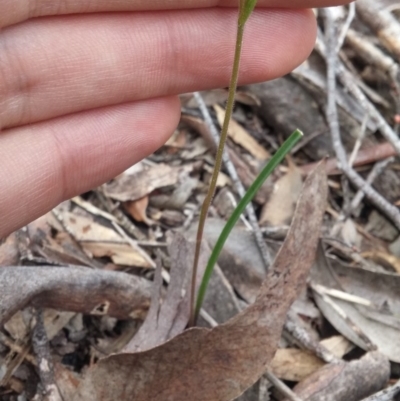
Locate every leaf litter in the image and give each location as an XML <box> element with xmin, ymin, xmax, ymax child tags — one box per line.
<box><xmin>69</xmin><ymin>163</ymin><xmax>327</xmax><ymax>401</ymax></box>
<box><xmin>3</xmin><ymin>8</ymin><xmax>400</xmax><ymax>399</ymax></box>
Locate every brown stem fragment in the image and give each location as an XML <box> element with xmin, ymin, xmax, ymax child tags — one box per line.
<box><xmin>190</xmin><ymin>16</ymin><xmax>246</xmax><ymax>327</ymax></box>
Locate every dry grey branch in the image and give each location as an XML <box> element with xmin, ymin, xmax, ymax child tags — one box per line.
<box><xmin>0</xmin><ymin>266</ymin><xmax>152</xmax><ymax>325</ymax></box>
<box><xmin>32</xmin><ymin>309</ymin><xmax>63</xmax><ymax>401</ymax></box>
<box><xmin>321</xmin><ymin>8</ymin><xmax>400</xmax><ymax>231</ymax></box>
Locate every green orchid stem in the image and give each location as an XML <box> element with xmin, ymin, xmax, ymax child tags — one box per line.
<box><xmin>188</xmin><ymin>17</ymin><xmax>246</xmax><ymax>327</ymax></box>
<box><xmin>194</xmin><ymin>129</ymin><xmax>303</xmax><ymax>321</ymax></box>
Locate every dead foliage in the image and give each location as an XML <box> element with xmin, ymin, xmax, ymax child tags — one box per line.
<box><xmin>2</xmin><ymin>4</ymin><xmax>400</xmax><ymax>400</ymax></box>
<box><xmin>68</xmin><ymin>163</ymin><xmax>327</xmax><ymax>401</ymax></box>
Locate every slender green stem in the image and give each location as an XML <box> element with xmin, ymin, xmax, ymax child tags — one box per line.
<box><xmin>188</xmin><ymin>20</ymin><xmax>246</xmax><ymax>327</ymax></box>
<box><xmin>194</xmin><ymin>130</ymin><xmax>303</xmax><ymax>320</ymax></box>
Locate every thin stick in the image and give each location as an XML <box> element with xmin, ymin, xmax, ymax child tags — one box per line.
<box><xmin>336</xmin><ymin>2</ymin><xmax>356</xmax><ymax>52</ymax></box>
<box><xmin>315</xmin><ymin>30</ymin><xmax>400</xmax><ymax>155</ymax></box>
<box><xmin>321</xmin><ymin>9</ymin><xmax>400</xmax><ymax>231</ymax></box>
<box><xmin>264</xmin><ymin>370</ymin><xmax>304</xmax><ymax>401</ymax></box>
<box><xmin>284</xmin><ymin>311</ymin><xmax>337</xmax><ymax>363</ymax></box>
<box><xmin>349</xmin><ymin>157</ymin><xmax>395</xmax><ymax>215</ymax></box>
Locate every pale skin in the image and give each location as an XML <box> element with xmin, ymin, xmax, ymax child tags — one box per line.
<box><xmin>0</xmin><ymin>0</ymin><xmax>350</xmax><ymax>238</ymax></box>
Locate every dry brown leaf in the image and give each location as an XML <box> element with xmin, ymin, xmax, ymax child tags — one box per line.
<box><xmin>60</xmin><ymin>211</ymin><xmax>120</xmax><ymax>243</ymax></box>
<box><xmin>312</xmin><ymin>245</ymin><xmax>400</xmax><ymax>362</ymax></box>
<box><xmin>83</xmin><ymin>242</ymin><xmax>153</xmax><ymax>268</ymax></box>
<box><xmin>271</xmin><ymin>348</ymin><xmax>324</xmax><ymax>382</ymax></box>
<box><xmin>58</xmin><ymin>211</ymin><xmax>152</xmax><ymax>268</ymax></box>
<box><xmin>270</xmin><ymin>336</ymin><xmax>354</xmax><ymax>382</ymax></box>
<box><xmin>124</xmin><ymin>197</ymin><xmax>152</xmax><ymax>225</ymax></box>
<box><xmin>4</xmin><ymin>311</ymin><xmax>31</xmax><ymax>341</ymax></box>
<box><xmin>103</xmin><ymin>163</ymin><xmax>192</xmax><ymax>202</ymax></box>
<box><xmin>0</xmin><ymin>266</ymin><xmax>152</xmax><ymax>325</ymax></box>
<box><xmin>40</xmin><ymin>232</ymin><xmax>99</xmax><ymax>267</ymax></box>
<box><xmin>203</xmin><ymin>164</ymin><xmax>231</xmax><ymax>188</ymax></box>
<box><xmin>149</xmin><ymin>175</ymin><xmax>198</xmax><ymax>210</ymax></box>
<box><xmin>287</xmin><ymin>351</ymin><xmax>389</xmax><ymax>401</ymax></box>
<box><xmin>164</xmin><ymin>129</ymin><xmax>187</xmax><ymax>152</ymax></box>
<box><xmin>214</xmin><ymin>104</ymin><xmax>270</xmax><ymax>160</ymax></box>
<box><xmin>320</xmin><ymin>335</ymin><xmax>354</xmax><ymax>359</ymax></box>
<box><xmin>70</xmin><ymin>163</ymin><xmax>327</xmax><ymax>401</ymax></box>
<box><xmin>260</xmin><ymin>160</ymin><xmax>303</xmax><ymax>226</ymax></box>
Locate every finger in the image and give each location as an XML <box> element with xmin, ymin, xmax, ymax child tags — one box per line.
<box><xmin>1</xmin><ymin>0</ymin><xmax>351</xmax><ymax>29</ymax></box>
<box><xmin>0</xmin><ymin>96</ymin><xmax>180</xmax><ymax>238</ymax></box>
<box><xmin>1</xmin><ymin>9</ymin><xmax>316</xmax><ymax>129</ymax></box>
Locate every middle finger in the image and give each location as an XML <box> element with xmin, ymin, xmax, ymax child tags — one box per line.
<box><xmin>0</xmin><ymin>8</ymin><xmax>316</xmax><ymax>129</ymax></box>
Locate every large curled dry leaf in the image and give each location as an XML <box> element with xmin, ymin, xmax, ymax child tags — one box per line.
<box><xmin>70</xmin><ymin>163</ymin><xmax>327</xmax><ymax>401</ymax></box>
<box><xmin>0</xmin><ymin>266</ymin><xmax>152</xmax><ymax>325</ymax></box>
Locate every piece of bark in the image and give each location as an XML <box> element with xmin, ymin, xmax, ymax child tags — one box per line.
<box><xmin>286</xmin><ymin>351</ymin><xmax>390</xmax><ymax>401</ymax></box>
<box><xmin>70</xmin><ymin>164</ymin><xmax>327</xmax><ymax>401</ymax></box>
<box><xmin>0</xmin><ymin>266</ymin><xmax>152</xmax><ymax>325</ymax></box>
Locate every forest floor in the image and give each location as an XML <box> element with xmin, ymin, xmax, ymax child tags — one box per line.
<box><xmin>1</xmin><ymin>3</ymin><xmax>400</xmax><ymax>401</ymax></box>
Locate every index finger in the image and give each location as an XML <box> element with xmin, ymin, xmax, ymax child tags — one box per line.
<box><xmin>2</xmin><ymin>0</ymin><xmax>352</xmax><ymax>28</ymax></box>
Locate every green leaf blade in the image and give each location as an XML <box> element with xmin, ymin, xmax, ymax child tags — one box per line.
<box><xmin>195</xmin><ymin>129</ymin><xmax>304</xmax><ymax>319</ymax></box>
<box><xmin>239</xmin><ymin>0</ymin><xmax>258</xmax><ymax>26</ymax></box>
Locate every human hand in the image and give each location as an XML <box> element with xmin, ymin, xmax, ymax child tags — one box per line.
<box><xmin>0</xmin><ymin>0</ymin><xmax>350</xmax><ymax>238</ymax></box>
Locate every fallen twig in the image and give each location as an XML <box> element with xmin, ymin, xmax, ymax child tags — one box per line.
<box><xmin>0</xmin><ymin>266</ymin><xmax>152</xmax><ymax>325</ymax></box>
<box><xmin>349</xmin><ymin>157</ymin><xmax>395</xmax><ymax>215</ymax></box>
<box><xmin>32</xmin><ymin>309</ymin><xmax>63</xmax><ymax>401</ymax></box>
<box><xmin>321</xmin><ymin>9</ymin><xmax>400</xmax><ymax>231</ymax></box>
<box><xmin>336</xmin><ymin>2</ymin><xmax>356</xmax><ymax>52</ymax></box>
<box><xmin>301</xmin><ymin>142</ymin><xmax>397</xmax><ymax>176</ymax></box>
<box><xmin>316</xmin><ymin>29</ymin><xmax>400</xmax><ymax>156</ymax></box>
<box><xmin>265</xmin><ymin>369</ymin><xmax>304</xmax><ymax>401</ymax></box>
<box><xmin>284</xmin><ymin>311</ymin><xmax>337</xmax><ymax>364</ymax></box>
